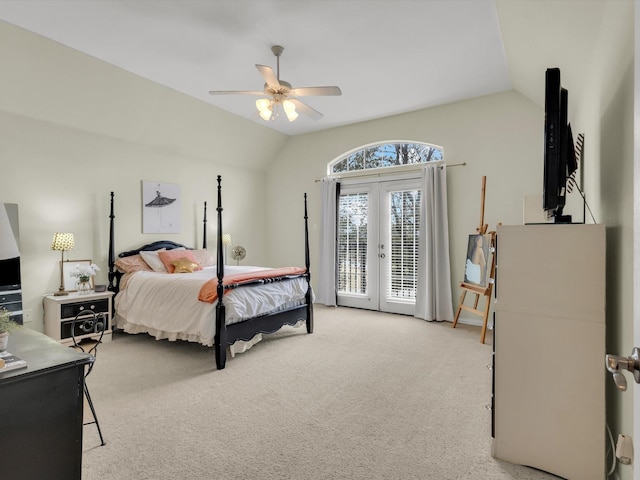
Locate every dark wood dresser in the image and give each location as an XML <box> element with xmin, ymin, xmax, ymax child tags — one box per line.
<box><xmin>0</xmin><ymin>328</ymin><xmax>93</xmax><ymax>479</ymax></box>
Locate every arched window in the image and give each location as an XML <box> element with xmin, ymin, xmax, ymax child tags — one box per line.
<box><xmin>328</xmin><ymin>141</ymin><xmax>443</xmax><ymax>175</ymax></box>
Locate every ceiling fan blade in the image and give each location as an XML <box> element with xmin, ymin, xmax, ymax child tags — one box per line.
<box><xmin>290</xmin><ymin>98</ymin><xmax>324</xmax><ymax>121</ymax></box>
<box><xmin>289</xmin><ymin>86</ymin><xmax>342</xmax><ymax>97</ymax></box>
<box><xmin>255</xmin><ymin>64</ymin><xmax>280</xmax><ymax>90</ymax></box>
<box><xmin>209</xmin><ymin>90</ymin><xmax>265</xmax><ymax>96</ymax></box>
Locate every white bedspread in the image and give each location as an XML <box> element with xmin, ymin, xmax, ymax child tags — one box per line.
<box><xmin>114</xmin><ymin>265</ymin><xmax>309</xmax><ymax>347</ymax></box>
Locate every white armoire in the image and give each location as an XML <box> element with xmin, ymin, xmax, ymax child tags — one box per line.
<box><xmin>492</xmin><ymin>224</ymin><xmax>605</xmax><ymax>479</ymax></box>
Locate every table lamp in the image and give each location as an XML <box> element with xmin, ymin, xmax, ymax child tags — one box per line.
<box><xmin>222</xmin><ymin>233</ymin><xmax>232</xmax><ymax>264</ymax></box>
<box><xmin>51</xmin><ymin>232</ymin><xmax>74</xmax><ymax>296</ymax></box>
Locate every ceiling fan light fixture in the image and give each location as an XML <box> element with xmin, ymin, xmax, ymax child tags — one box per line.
<box><xmin>259</xmin><ymin>108</ymin><xmax>272</xmax><ymax>121</ymax></box>
<box><xmin>285</xmin><ymin>110</ymin><xmax>298</xmax><ymax>122</ymax></box>
<box><xmin>256</xmin><ymin>98</ymin><xmax>271</xmax><ymax>112</ymax></box>
<box><xmin>283</xmin><ymin>99</ymin><xmax>298</xmax><ymax>122</ymax></box>
<box><xmin>210</xmin><ymin>45</ymin><xmax>340</xmax><ymax>124</ymax></box>
<box><xmin>256</xmin><ymin>98</ymin><xmax>273</xmax><ymax>121</ymax></box>
<box><xmin>282</xmin><ymin>99</ymin><xmax>295</xmax><ymax>113</ymax></box>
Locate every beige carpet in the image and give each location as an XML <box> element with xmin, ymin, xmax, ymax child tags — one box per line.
<box><xmin>82</xmin><ymin>305</ymin><xmax>559</xmax><ymax>480</ymax></box>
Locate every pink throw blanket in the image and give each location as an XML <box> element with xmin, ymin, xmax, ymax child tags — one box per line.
<box><xmin>198</xmin><ymin>267</ymin><xmax>306</xmax><ymax>303</ymax></box>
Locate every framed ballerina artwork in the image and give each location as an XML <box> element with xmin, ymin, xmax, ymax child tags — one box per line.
<box><xmin>142</xmin><ymin>180</ymin><xmax>181</xmax><ymax>234</ymax></box>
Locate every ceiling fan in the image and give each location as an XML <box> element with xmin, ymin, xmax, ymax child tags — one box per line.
<box><xmin>208</xmin><ymin>45</ymin><xmax>341</xmax><ymax>122</ymax></box>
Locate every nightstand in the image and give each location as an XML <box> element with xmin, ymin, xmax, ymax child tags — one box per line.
<box><xmin>43</xmin><ymin>291</ymin><xmax>113</xmax><ymax>345</ymax></box>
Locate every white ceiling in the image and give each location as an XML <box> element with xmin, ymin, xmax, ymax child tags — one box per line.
<box><xmin>0</xmin><ymin>0</ymin><xmax>612</xmax><ymax>136</ymax></box>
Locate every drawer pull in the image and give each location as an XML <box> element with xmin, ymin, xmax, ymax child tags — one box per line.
<box><xmin>79</xmin><ymin>306</ymin><xmax>85</xmax><ymax>311</ymax></box>
<box><xmin>90</xmin><ymin>305</ymin><xmax>95</xmax><ymax>310</ymax></box>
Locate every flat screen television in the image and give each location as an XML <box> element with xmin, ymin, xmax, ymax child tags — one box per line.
<box><xmin>543</xmin><ymin>67</ymin><xmax>576</xmax><ymax>223</ymax></box>
<box><xmin>0</xmin><ymin>257</ymin><xmax>21</xmax><ymax>290</ymax></box>
<box><xmin>0</xmin><ymin>203</ymin><xmax>21</xmax><ymax>291</ymax></box>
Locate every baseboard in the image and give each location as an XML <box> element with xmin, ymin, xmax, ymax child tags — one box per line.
<box><xmin>455</xmin><ymin>315</ymin><xmax>493</xmax><ymax>329</ymax></box>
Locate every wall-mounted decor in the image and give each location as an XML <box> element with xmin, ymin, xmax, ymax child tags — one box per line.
<box><xmin>463</xmin><ymin>234</ymin><xmax>491</xmax><ymax>287</ymax></box>
<box><xmin>142</xmin><ymin>181</ymin><xmax>181</xmax><ymax>234</ymax></box>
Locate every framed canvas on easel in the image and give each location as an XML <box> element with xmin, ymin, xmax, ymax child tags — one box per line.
<box><xmin>464</xmin><ymin>234</ymin><xmax>491</xmax><ymax>288</ymax></box>
<box><xmin>453</xmin><ymin>176</ymin><xmax>497</xmax><ymax>344</ymax></box>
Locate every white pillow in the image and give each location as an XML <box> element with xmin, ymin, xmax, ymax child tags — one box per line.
<box><xmin>140</xmin><ymin>249</ymin><xmax>167</xmax><ymax>272</ymax></box>
<box><xmin>140</xmin><ymin>247</ymin><xmax>186</xmax><ymax>272</ymax></box>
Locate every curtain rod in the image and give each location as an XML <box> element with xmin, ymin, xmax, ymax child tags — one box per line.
<box><xmin>315</xmin><ymin>162</ymin><xmax>466</xmax><ymax>182</ymax></box>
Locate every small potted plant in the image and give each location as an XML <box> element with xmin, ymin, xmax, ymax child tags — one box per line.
<box><xmin>0</xmin><ymin>307</ymin><xmax>20</xmax><ymax>351</ymax></box>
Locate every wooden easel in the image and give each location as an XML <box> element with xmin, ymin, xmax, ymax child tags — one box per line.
<box><xmin>452</xmin><ymin>176</ymin><xmax>496</xmax><ymax>344</ymax></box>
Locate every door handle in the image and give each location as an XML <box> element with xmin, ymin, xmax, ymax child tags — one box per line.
<box><xmin>605</xmin><ymin>347</ymin><xmax>640</xmax><ymax>391</ymax></box>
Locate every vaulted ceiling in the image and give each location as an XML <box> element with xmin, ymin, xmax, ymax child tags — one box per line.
<box><xmin>0</xmin><ymin>0</ymin><xmax>614</xmax><ymax>136</ymax></box>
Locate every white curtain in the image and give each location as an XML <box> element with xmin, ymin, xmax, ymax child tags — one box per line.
<box><xmin>415</xmin><ymin>165</ymin><xmax>454</xmax><ymax>321</ymax></box>
<box><xmin>315</xmin><ymin>177</ymin><xmax>339</xmax><ymax>306</ymax></box>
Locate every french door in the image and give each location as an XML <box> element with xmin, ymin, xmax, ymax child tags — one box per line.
<box><xmin>337</xmin><ymin>178</ymin><xmax>421</xmax><ymax>315</ymax></box>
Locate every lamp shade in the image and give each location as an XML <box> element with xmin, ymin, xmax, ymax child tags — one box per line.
<box><xmin>256</xmin><ymin>98</ymin><xmax>273</xmax><ymax>121</ymax></box>
<box><xmin>259</xmin><ymin>110</ymin><xmax>272</xmax><ymax>121</ymax></box>
<box><xmin>285</xmin><ymin>110</ymin><xmax>298</xmax><ymax>122</ymax></box>
<box><xmin>222</xmin><ymin>233</ymin><xmax>232</xmax><ymax>247</ymax></box>
<box><xmin>256</xmin><ymin>98</ymin><xmax>271</xmax><ymax>112</ymax></box>
<box><xmin>282</xmin><ymin>100</ymin><xmax>298</xmax><ymax>122</ymax></box>
<box><xmin>283</xmin><ymin>99</ymin><xmax>295</xmax><ymax>114</ymax></box>
<box><xmin>51</xmin><ymin>232</ymin><xmax>75</xmax><ymax>251</ymax></box>
<box><xmin>0</xmin><ymin>205</ymin><xmax>19</xmax><ymax>261</ymax></box>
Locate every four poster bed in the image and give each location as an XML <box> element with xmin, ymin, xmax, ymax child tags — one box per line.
<box><xmin>107</xmin><ymin>175</ymin><xmax>313</xmax><ymax>369</ymax></box>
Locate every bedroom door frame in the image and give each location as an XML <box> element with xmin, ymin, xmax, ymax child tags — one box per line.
<box><xmin>336</xmin><ymin>174</ymin><xmax>421</xmax><ymax>315</ymax></box>
<box><xmin>633</xmin><ymin>6</ymin><xmax>640</xmax><ymax>479</ymax></box>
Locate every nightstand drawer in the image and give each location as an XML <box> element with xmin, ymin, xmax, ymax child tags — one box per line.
<box><xmin>61</xmin><ymin>299</ymin><xmax>109</xmax><ymax>319</ymax></box>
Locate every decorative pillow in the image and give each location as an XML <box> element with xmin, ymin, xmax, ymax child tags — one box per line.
<box><xmin>158</xmin><ymin>249</ymin><xmax>202</xmax><ymax>274</ymax></box>
<box><xmin>191</xmin><ymin>248</ymin><xmax>215</xmax><ymax>268</ymax></box>
<box><xmin>139</xmin><ymin>249</ymin><xmax>168</xmax><ymax>272</ymax></box>
<box><xmin>172</xmin><ymin>258</ymin><xmax>200</xmax><ymax>274</ymax></box>
<box><xmin>114</xmin><ymin>254</ymin><xmax>152</xmax><ymax>274</ymax></box>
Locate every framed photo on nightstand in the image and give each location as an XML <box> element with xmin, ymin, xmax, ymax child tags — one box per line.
<box><xmin>61</xmin><ymin>259</ymin><xmax>93</xmax><ymax>292</ymax></box>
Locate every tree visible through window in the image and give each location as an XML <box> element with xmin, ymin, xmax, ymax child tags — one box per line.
<box><xmin>330</xmin><ymin>142</ymin><xmax>443</xmax><ymax>175</ymax></box>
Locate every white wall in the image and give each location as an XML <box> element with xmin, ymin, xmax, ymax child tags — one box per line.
<box><xmin>266</xmin><ymin>90</ymin><xmax>543</xmax><ymax>317</ymax></box>
<box><xmin>0</xmin><ymin>20</ymin><xmax>287</xmax><ymax>331</ymax></box>
<box><xmin>569</xmin><ymin>3</ymin><xmax>635</xmax><ymax>479</ymax></box>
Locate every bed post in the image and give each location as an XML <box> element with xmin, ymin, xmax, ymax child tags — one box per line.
<box><xmin>214</xmin><ymin>176</ymin><xmax>227</xmax><ymax>369</ymax></box>
<box><xmin>203</xmin><ymin>201</ymin><xmax>208</xmax><ymax>249</ymax></box>
<box><xmin>304</xmin><ymin>193</ymin><xmax>314</xmax><ymax>334</ymax></box>
<box><xmin>108</xmin><ymin>191</ymin><xmax>116</xmax><ymax>293</ymax></box>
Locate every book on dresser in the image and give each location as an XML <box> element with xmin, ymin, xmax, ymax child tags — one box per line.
<box><xmin>0</xmin><ymin>350</ymin><xmax>27</xmax><ymax>372</ymax></box>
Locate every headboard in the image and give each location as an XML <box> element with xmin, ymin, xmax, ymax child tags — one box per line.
<box><xmin>118</xmin><ymin>240</ymin><xmax>189</xmax><ymax>258</ymax></box>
